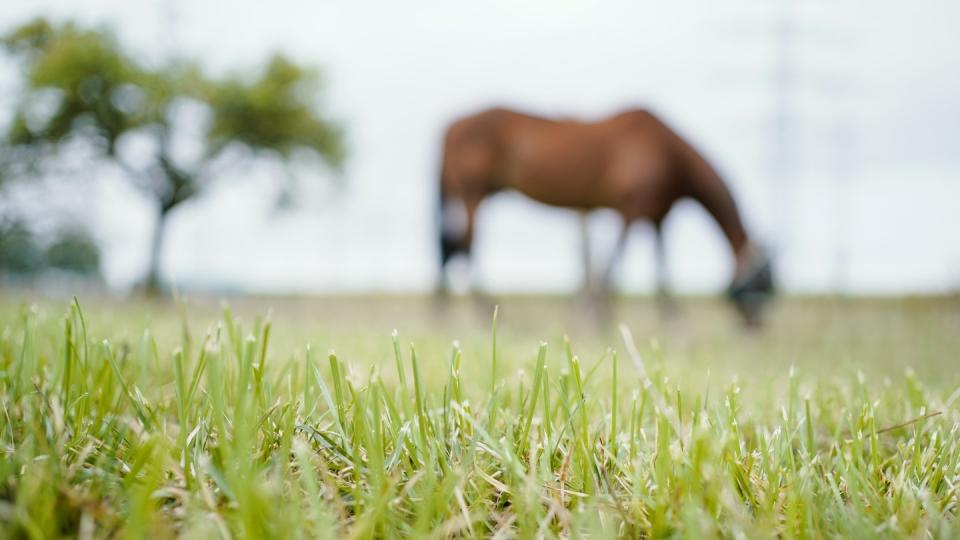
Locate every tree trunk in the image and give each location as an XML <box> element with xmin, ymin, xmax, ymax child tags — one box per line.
<box><xmin>143</xmin><ymin>206</ymin><xmax>169</xmax><ymax>296</ymax></box>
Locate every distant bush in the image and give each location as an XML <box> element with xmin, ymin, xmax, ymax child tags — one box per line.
<box><xmin>0</xmin><ymin>219</ymin><xmax>44</xmax><ymax>275</ymax></box>
<box><xmin>45</xmin><ymin>230</ymin><xmax>100</xmax><ymax>276</ymax></box>
<box><xmin>0</xmin><ymin>218</ymin><xmax>100</xmax><ymax>278</ymax></box>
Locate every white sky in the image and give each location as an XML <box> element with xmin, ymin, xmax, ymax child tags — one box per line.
<box><xmin>2</xmin><ymin>0</ymin><xmax>959</xmax><ymax>294</ymax></box>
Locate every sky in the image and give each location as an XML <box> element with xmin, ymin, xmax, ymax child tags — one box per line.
<box><xmin>2</xmin><ymin>0</ymin><xmax>959</xmax><ymax>294</ymax></box>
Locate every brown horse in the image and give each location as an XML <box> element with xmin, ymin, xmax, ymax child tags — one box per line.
<box><xmin>436</xmin><ymin>107</ymin><xmax>774</xmax><ymax>324</ymax></box>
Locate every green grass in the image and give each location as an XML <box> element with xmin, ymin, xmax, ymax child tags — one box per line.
<box><xmin>0</xmin><ymin>295</ymin><xmax>958</xmax><ymax>538</ymax></box>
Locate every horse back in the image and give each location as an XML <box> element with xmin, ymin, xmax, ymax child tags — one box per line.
<box><xmin>441</xmin><ymin>107</ymin><xmax>680</xmax><ymax>211</ymax></box>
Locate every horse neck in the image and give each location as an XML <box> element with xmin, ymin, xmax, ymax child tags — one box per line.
<box><xmin>680</xmin><ymin>149</ymin><xmax>752</xmax><ymax>270</ymax></box>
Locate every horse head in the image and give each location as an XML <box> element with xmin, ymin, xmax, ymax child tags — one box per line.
<box><xmin>727</xmin><ymin>249</ymin><xmax>775</xmax><ymax>327</ymax></box>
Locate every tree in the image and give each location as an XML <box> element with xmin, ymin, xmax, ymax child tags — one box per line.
<box><xmin>1</xmin><ymin>18</ymin><xmax>344</xmax><ymax>293</ymax></box>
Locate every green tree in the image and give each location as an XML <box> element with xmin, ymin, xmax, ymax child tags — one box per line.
<box><xmin>1</xmin><ymin>18</ymin><xmax>344</xmax><ymax>293</ymax></box>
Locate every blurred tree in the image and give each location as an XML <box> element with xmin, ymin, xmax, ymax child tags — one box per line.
<box><xmin>1</xmin><ymin>18</ymin><xmax>344</xmax><ymax>294</ymax></box>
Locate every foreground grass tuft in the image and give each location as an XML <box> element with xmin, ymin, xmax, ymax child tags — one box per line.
<box><xmin>1</xmin><ymin>300</ymin><xmax>958</xmax><ymax>538</ymax></box>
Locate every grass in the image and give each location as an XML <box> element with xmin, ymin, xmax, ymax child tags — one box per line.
<box><xmin>0</xmin><ymin>294</ymin><xmax>959</xmax><ymax>538</ymax></box>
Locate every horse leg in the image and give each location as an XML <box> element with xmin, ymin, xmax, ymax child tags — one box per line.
<box><xmin>653</xmin><ymin>221</ymin><xmax>678</xmax><ymax>319</ymax></box>
<box><xmin>459</xmin><ymin>196</ymin><xmax>497</xmax><ymax>315</ymax></box>
<box><xmin>436</xmin><ymin>191</ymin><xmax>470</xmax><ymax>300</ymax></box>
<box><xmin>578</xmin><ymin>211</ymin><xmax>616</xmax><ymax>326</ymax></box>
<box><xmin>589</xmin><ymin>216</ymin><xmax>630</xmax><ymax>324</ymax></box>
<box><xmin>577</xmin><ymin>212</ymin><xmax>595</xmax><ymax>305</ymax></box>
<box><xmin>435</xmin><ymin>188</ymin><xmax>493</xmax><ymax>317</ymax></box>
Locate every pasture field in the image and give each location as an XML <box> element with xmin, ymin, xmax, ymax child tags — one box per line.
<box><xmin>1</xmin><ymin>293</ymin><xmax>959</xmax><ymax>538</ymax></box>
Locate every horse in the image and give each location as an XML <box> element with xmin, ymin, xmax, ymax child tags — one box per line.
<box><xmin>436</xmin><ymin>107</ymin><xmax>774</xmax><ymax>325</ymax></box>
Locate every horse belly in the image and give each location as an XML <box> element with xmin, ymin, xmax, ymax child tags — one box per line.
<box><xmin>506</xmin><ymin>139</ymin><xmax>614</xmax><ymax>209</ymax></box>
<box><xmin>518</xmin><ymin>172</ymin><xmax>612</xmax><ymax>209</ymax></box>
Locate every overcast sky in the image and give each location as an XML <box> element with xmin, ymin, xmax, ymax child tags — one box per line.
<box><xmin>2</xmin><ymin>0</ymin><xmax>959</xmax><ymax>294</ymax></box>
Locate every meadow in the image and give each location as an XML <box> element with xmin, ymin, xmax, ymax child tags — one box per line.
<box><xmin>1</xmin><ymin>294</ymin><xmax>958</xmax><ymax>538</ymax></box>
